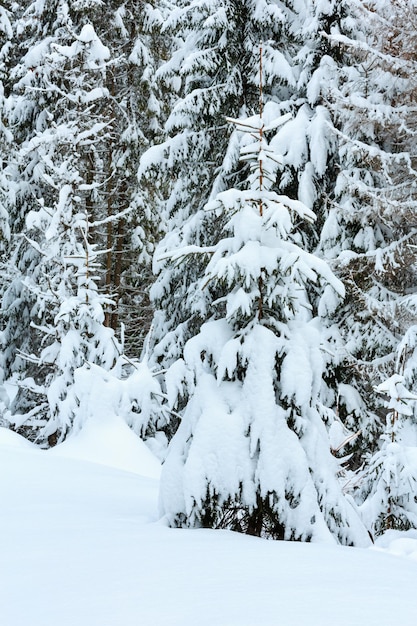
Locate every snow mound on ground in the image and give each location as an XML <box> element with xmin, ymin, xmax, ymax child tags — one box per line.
<box><xmin>375</xmin><ymin>529</ymin><xmax>417</xmax><ymax>562</ymax></box>
<box><xmin>0</xmin><ymin>426</ymin><xmax>37</xmax><ymax>449</ymax></box>
<box><xmin>48</xmin><ymin>414</ymin><xmax>161</xmax><ymax>478</ymax></box>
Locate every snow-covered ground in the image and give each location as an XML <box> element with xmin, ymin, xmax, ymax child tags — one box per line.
<box><xmin>1</xmin><ymin>422</ymin><xmax>417</xmax><ymax>626</ymax></box>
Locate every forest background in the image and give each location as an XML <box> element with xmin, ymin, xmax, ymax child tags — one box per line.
<box><xmin>2</xmin><ymin>0</ymin><xmax>417</xmax><ymax>545</ymax></box>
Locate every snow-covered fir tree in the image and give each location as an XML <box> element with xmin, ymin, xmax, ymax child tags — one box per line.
<box><xmin>158</xmin><ymin>87</ymin><xmax>369</xmax><ymax>544</ymax></box>
<box><xmin>4</xmin><ymin>19</ymin><xmax>121</xmax><ymax>442</ymax></box>
<box><xmin>360</xmin><ymin>371</ymin><xmax>417</xmax><ymax>536</ymax></box>
<box><xmin>317</xmin><ymin>0</ymin><xmax>417</xmax><ymax>466</ymax></box>
<box><xmin>359</xmin><ymin>302</ymin><xmax>417</xmax><ymax>536</ymax></box>
<box><xmin>1</xmin><ymin>0</ymin><xmax>169</xmax><ymax>440</ymax></box>
<box><xmin>2</xmin><ymin>1</ymin><xmax>161</xmax><ymax>441</ymax></box>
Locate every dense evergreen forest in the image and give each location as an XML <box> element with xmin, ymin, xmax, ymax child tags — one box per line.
<box><xmin>1</xmin><ymin>0</ymin><xmax>417</xmax><ymax>543</ymax></box>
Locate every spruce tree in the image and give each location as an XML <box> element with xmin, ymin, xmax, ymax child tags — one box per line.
<box><xmin>5</xmin><ymin>19</ymin><xmax>121</xmax><ymax>442</ymax></box>
<box><xmin>318</xmin><ymin>0</ymin><xmax>417</xmax><ymax>467</ymax></box>
<box><xmin>3</xmin><ymin>0</ymin><xmax>166</xmax><ymax>373</ymax></box>
<box><xmin>360</xmin><ymin>371</ymin><xmax>417</xmax><ymax>536</ymax></box>
<box><xmin>2</xmin><ymin>1</ymin><xmax>167</xmax><ymax>440</ymax></box>
<box><xmin>158</xmin><ymin>46</ymin><xmax>369</xmax><ymax>544</ymax></box>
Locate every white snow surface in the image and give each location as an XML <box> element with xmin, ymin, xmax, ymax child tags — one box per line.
<box><xmin>1</xmin><ymin>424</ymin><xmax>417</xmax><ymax>626</ymax></box>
